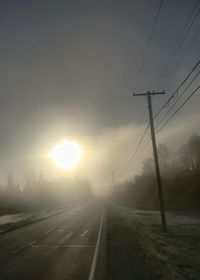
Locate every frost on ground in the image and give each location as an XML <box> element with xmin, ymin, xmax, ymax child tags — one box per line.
<box><xmin>112</xmin><ymin>206</ymin><xmax>200</xmax><ymax>280</ymax></box>
<box><xmin>0</xmin><ymin>208</ymin><xmax>69</xmax><ymax>234</ymax></box>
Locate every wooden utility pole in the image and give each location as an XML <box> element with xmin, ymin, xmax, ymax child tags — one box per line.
<box><xmin>133</xmin><ymin>91</ymin><xmax>167</xmax><ymax>232</ymax></box>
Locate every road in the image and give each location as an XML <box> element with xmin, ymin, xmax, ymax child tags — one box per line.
<box><xmin>0</xmin><ymin>203</ymin><xmax>102</xmax><ymax>280</ymax></box>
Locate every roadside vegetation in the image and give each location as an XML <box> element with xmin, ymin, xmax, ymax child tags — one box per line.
<box><xmin>114</xmin><ymin>133</ymin><xmax>200</xmax><ymax>211</ymax></box>
<box><xmin>108</xmin><ymin>133</ymin><xmax>200</xmax><ymax>279</ymax></box>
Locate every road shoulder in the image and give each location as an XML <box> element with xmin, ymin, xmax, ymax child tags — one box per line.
<box><xmin>106</xmin><ymin>206</ymin><xmax>150</xmax><ymax>280</ymax></box>
<box><xmin>111</xmin><ymin>206</ymin><xmax>200</xmax><ymax>280</ymax></box>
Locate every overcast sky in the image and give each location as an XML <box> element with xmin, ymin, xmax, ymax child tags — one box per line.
<box><xmin>0</xmin><ymin>0</ymin><xmax>199</xmax><ymax>190</ymax></box>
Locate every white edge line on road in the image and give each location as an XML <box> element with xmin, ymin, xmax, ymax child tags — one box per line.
<box><xmin>11</xmin><ymin>240</ymin><xmax>36</xmax><ymax>254</ymax></box>
<box><xmin>88</xmin><ymin>204</ymin><xmax>104</xmax><ymax>280</ymax></box>
<box><xmin>30</xmin><ymin>245</ymin><xmax>93</xmax><ymax>248</ymax></box>
<box><xmin>45</xmin><ymin>227</ymin><xmax>55</xmax><ymax>235</ymax></box>
<box><xmin>28</xmin><ymin>241</ymin><xmax>36</xmax><ymax>246</ymax></box>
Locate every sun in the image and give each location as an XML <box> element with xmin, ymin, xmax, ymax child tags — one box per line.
<box><xmin>49</xmin><ymin>140</ymin><xmax>84</xmax><ymax>170</ymax></box>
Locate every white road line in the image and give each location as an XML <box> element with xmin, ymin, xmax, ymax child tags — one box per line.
<box><xmin>80</xmin><ymin>229</ymin><xmax>89</xmax><ymax>237</ymax></box>
<box><xmin>45</xmin><ymin>227</ymin><xmax>55</xmax><ymax>235</ymax></box>
<box><xmin>89</xmin><ymin>204</ymin><xmax>104</xmax><ymax>280</ymax></box>
<box><xmin>55</xmin><ymin>231</ymin><xmax>72</xmax><ymax>249</ymax></box>
<box><xmin>11</xmin><ymin>240</ymin><xmax>36</xmax><ymax>254</ymax></box>
<box><xmin>30</xmin><ymin>245</ymin><xmax>93</xmax><ymax>248</ymax></box>
<box><xmin>11</xmin><ymin>245</ymin><xmax>26</xmax><ymax>254</ymax></box>
<box><xmin>61</xmin><ymin>231</ymin><xmax>73</xmax><ymax>242</ymax></box>
<box><xmin>28</xmin><ymin>241</ymin><xmax>36</xmax><ymax>246</ymax></box>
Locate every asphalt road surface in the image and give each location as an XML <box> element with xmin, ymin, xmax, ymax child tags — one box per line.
<box><xmin>0</xmin><ymin>203</ymin><xmax>101</xmax><ymax>280</ymax></box>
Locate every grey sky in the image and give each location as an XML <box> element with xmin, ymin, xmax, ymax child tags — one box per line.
<box><xmin>0</xmin><ymin>0</ymin><xmax>199</xmax><ymax>184</ymax></box>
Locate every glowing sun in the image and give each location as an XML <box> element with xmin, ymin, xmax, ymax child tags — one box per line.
<box><xmin>49</xmin><ymin>140</ymin><xmax>84</xmax><ymax>170</ymax></box>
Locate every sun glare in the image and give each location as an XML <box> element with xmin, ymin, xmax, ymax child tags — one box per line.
<box><xmin>49</xmin><ymin>140</ymin><xmax>84</xmax><ymax>170</ymax></box>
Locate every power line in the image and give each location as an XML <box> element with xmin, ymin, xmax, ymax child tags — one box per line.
<box><xmin>118</xmin><ymin>2</ymin><xmax>200</xmax><ymax>184</ymax></box>
<box><xmin>128</xmin><ymin>63</ymin><xmax>200</xmax><ymax>169</ymax></box>
<box><xmin>130</xmin><ymin>139</ymin><xmax>151</xmax><ymax>167</ymax></box>
<box><xmin>125</xmin><ymin>123</ymin><xmax>149</xmax><ymax>168</ymax></box>
<box><xmin>117</xmin><ymin>122</ymin><xmax>150</xmax><ymax>179</ymax></box>
<box><xmin>162</xmin><ymin>23</ymin><xmax>200</xmax><ymax>92</ymax></box>
<box><xmin>134</xmin><ymin>0</ymin><xmax>164</xmax><ymax>91</ymax></box>
<box><xmin>166</xmin><ymin>59</ymin><xmax>200</xmax><ymax>104</ymax></box>
<box><xmin>156</xmin><ymin>84</ymin><xmax>200</xmax><ymax>133</ymax></box>
<box><xmin>127</xmin><ymin>60</ymin><xmax>200</xmax><ymax>173</ymax></box>
<box><xmin>117</xmin><ymin>132</ymin><xmax>152</xmax><ymax>184</ymax></box>
<box><xmin>154</xmin><ymin>58</ymin><xmax>200</xmax><ymax>119</ymax></box>
<box><xmin>129</xmin><ymin>83</ymin><xmax>200</xmax><ymax>171</ymax></box>
<box><xmin>162</xmin><ymin>1</ymin><xmax>200</xmax><ymax>79</ymax></box>
<box><xmin>155</xmin><ymin>68</ymin><xmax>200</xmax><ymax>130</ymax></box>
<box><xmin>115</xmin><ymin>103</ymin><xmax>148</xmax><ymax>177</ymax></box>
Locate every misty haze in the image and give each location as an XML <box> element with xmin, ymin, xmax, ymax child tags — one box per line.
<box><xmin>0</xmin><ymin>0</ymin><xmax>200</xmax><ymax>279</ymax></box>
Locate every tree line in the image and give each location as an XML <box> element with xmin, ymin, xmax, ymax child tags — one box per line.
<box><xmin>114</xmin><ymin>133</ymin><xmax>200</xmax><ymax>210</ymax></box>
<box><xmin>0</xmin><ymin>173</ymin><xmax>93</xmax><ymax>214</ymax></box>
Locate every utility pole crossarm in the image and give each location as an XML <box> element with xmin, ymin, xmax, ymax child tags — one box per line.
<box><xmin>133</xmin><ymin>90</ymin><xmax>165</xmax><ymax>96</ymax></box>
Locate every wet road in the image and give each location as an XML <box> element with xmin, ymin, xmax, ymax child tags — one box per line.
<box><xmin>0</xmin><ymin>203</ymin><xmax>101</xmax><ymax>280</ymax></box>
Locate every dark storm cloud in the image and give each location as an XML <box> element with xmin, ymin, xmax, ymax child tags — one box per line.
<box><xmin>0</xmin><ymin>0</ymin><xmax>199</xmax><ymax>177</ymax></box>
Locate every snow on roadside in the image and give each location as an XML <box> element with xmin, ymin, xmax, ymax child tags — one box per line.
<box><xmin>0</xmin><ymin>208</ymin><xmax>68</xmax><ymax>233</ymax></box>
<box><xmin>113</xmin><ymin>206</ymin><xmax>200</xmax><ymax>280</ymax></box>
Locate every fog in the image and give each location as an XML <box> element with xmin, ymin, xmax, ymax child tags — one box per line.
<box><xmin>113</xmin><ymin>132</ymin><xmax>200</xmax><ymax>211</ymax></box>
<box><xmin>0</xmin><ymin>109</ymin><xmax>199</xmax><ymax>197</ymax></box>
<box><xmin>0</xmin><ymin>0</ymin><xmax>200</xmax><ymax>211</ymax></box>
